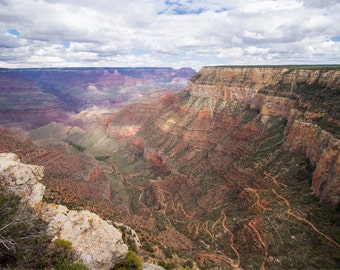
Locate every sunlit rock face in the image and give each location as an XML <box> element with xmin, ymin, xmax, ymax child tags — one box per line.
<box><xmin>40</xmin><ymin>204</ymin><xmax>128</xmax><ymax>270</ymax></box>
<box><xmin>136</xmin><ymin>66</ymin><xmax>340</xmax><ymax>204</ymax></box>
<box><xmin>0</xmin><ymin>152</ymin><xmax>45</xmax><ymax>208</ymax></box>
<box><xmin>0</xmin><ymin>152</ymin><xmax>128</xmax><ymax>270</ymax></box>
<box><xmin>285</xmin><ymin>120</ymin><xmax>340</xmax><ymax>204</ymax></box>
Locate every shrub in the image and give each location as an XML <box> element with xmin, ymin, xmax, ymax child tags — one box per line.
<box><xmin>159</xmin><ymin>261</ymin><xmax>176</xmax><ymax>269</ymax></box>
<box><xmin>183</xmin><ymin>260</ymin><xmax>194</xmax><ymax>268</ymax></box>
<box><xmin>0</xmin><ymin>188</ymin><xmax>87</xmax><ymax>269</ymax></box>
<box><xmin>113</xmin><ymin>250</ymin><xmax>143</xmax><ymax>270</ymax></box>
<box><xmin>0</xmin><ymin>189</ymin><xmax>50</xmax><ymax>269</ymax></box>
<box><xmin>51</xmin><ymin>238</ymin><xmax>87</xmax><ymax>270</ymax></box>
<box><xmin>160</xmin><ymin>245</ymin><xmax>173</xmax><ymax>258</ymax></box>
<box><xmin>141</xmin><ymin>242</ymin><xmax>155</xmax><ymax>253</ymax></box>
<box><xmin>65</xmin><ymin>140</ymin><xmax>86</xmax><ymax>151</ymax></box>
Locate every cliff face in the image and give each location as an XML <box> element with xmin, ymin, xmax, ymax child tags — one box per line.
<box><xmin>161</xmin><ymin>66</ymin><xmax>340</xmax><ymax>204</ymax></box>
<box><xmin>99</xmin><ymin>66</ymin><xmax>340</xmax><ymax>269</ymax></box>
<box><xmin>189</xmin><ymin>66</ymin><xmax>339</xmax><ymax>130</ymax></box>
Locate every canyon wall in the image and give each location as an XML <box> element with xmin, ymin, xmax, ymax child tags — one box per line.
<box><xmin>185</xmin><ymin>66</ymin><xmax>340</xmax><ymax>204</ymax></box>
<box><xmin>110</xmin><ymin>65</ymin><xmax>339</xmax><ymax>268</ymax></box>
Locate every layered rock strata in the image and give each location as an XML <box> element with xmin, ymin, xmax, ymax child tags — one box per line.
<box><xmin>192</xmin><ymin>66</ymin><xmax>340</xmax><ymax>204</ymax></box>
<box><xmin>2</xmin><ymin>66</ymin><xmax>339</xmax><ymax>269</ymax></box>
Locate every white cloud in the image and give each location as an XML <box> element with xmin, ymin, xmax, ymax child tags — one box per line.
<box><xmin>0</xmin><ymin>0</ymin><xmax>339</xmax><ymax>70</ymax></box>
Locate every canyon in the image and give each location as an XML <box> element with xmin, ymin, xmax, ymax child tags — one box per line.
<box><xmin>0</xmin><ymin>67</ymin><xmax>196</xmax><ymax>130</ymax></box>
<box><xmin>0</xmin><ymin>66</ymin><xmax>339</xmax><ymax>269</ymax></box>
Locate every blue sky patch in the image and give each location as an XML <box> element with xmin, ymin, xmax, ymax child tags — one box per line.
<box><xmin>160</xmin><ymin>1</ymin><xmax>206</xmax><ymax>15</ymax></box>
<box><xmin>7</xmin><ymin>28</ymin><xmax>20</xmax><ymax>36</ymax></box>
<box><xmin>131</xmin><ymin>48</ymin><xmax>150</xmax><ymax>55</ymax></box>
<box><xmin>63</xmin><ymin>41</ymin><xmax>71</xmax><ymax>48</ymax></box>
<box><xmin>173</xmin><ymin>7</ymin><xmax>205</xmax><ymax>15</ymax></box>
<box><xmin>331</xmin><ymin>36</ymin><xmax>340</xmax><ymax>42</ymax></box>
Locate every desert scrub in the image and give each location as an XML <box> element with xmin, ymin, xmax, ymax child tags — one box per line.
<box><xmin>141</xmin><ymin>242</ymin><xmax>155</xmax><ymax>253</ymax></box>
<box><xmin>65</xmin><ymin>140</ymin><xmax>86</xmax><ymax>151</ymax></box>
<box><xmin>113</xmin><ymin>250</ymin><xmax>143</xmax><ymax>270</ymax></box>
<box><xmin>159</xmin><ymin>261</ymin><xmax>176</xmax><ymax>269</ymax></box>
<box><xmin>51</xmin><ymin>238</ymin><xmax>87</xmax><ymax>270</ymax></box>
<box><xmin>0</xmin><ymin>188</ymin><xmax>87</xmax><ymax>269</ymax></box>
<box><xmin>0</xmin><ymin>188</ymin><xmax>50</xmax><ymax>269</ymax></box>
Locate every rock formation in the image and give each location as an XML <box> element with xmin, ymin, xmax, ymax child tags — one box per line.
<box><xmin>140</xmin><ymin>66</ymin><xmax>340</xmax><ymax>204</ymax></box>
<box><xmin>40</xmin><ymin>204</ymin><xmax>128</xmax><ymax>270</ymax></box>
<box><xmin>94</xmin><ymin>65</ymin><xmax>339</xmax><ymax>269</ymax></box>
<box><xmin>0</xmin><ymin>152</ymin><xmax>45</xmax><ymax>208</ymax></box>
<box><xmin>1</xmin><ymin>66</ymin><xmax>339</xmax><ymax>269</ymax></box>
<box><xmin>0</xmin><ymin>152</ymin><xmax>128</xmax><ymax>270</ymax></box>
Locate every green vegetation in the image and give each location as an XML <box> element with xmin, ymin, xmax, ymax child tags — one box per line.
<box><xmin>0</xmin><ymin>188</ymin><xmax>50</xmax><ymax>269</ymax></box>
<box><xmin>182</xmin><ymin>260</ymin><xmax>194</xmax><ymax>268</ymax></box>
<box><xmin>159</xmin><ymin>261</ymin><xmax>176</xmax><ymax>269</ymax></box>
<box><xmin>113</xmin><ymin>250</ymin><xmax>143</xmax><ymax>270</ymax></box>
<box><xmin>0</xmin><ymin>188</ymin><xmax>87</xmax><ymax>269</ymax></box>
<box><xmin>117</xmin><ymin>225</ymin><xmax>138</xmax><ymax>252</ymax></box>
<box><xmin>295</xmin><ymin>80</ymin><xmax>340</xmax><ymax>138</ymax></box>
<box><xmin>155</xmin><ymin>212</ymin><xmax>170</xmax><ymax>232</ymax></box>
<box><xmin>65</xmin><ymin>140</ymin><xmax>86</xmax><ymax>151</ymax></box>
<box><xmin>52</xmin><ymin>238</ymin><xmax>87</xmax><ymax>270</ymax></box>
<box><xmin>95</xmin><ymin>155</ymin><xmax>110</xmax><ymax>161</ymax></box>
<box><xmin>141</xmin><ymin>242</ymin><xmax>155</xmax><ymax>253</ymax></box>
<box><xmin>160</xmin><ymin>245</ymin><xmax>173</xmax><ymax>258</ymax></box>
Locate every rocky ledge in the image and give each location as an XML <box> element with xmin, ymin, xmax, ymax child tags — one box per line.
<box><xmin>0</xmin><ymin>152</ymin><xmax>128</xmax><ymax>270</ymax></box>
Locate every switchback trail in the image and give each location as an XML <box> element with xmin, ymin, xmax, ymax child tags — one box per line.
<box><xmin>266</xmin><ymin>171</ymin><xmax>340</xmax><ymax>249</ymax></box>
<box><xmin>272</xmin><ymin>189</ymin><xmax>340</xmax><ymax>249</ymax></box>
<box><xmin>248</xmin><ymin>218</ymin><xmax>268</xmax><ymax>270</ymax></box>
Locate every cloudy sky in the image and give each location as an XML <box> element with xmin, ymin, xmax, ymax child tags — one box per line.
<box><xmin>0</xmin><ymin>0</ymin><xmax>339</xmax><ymax>70</ymax></box>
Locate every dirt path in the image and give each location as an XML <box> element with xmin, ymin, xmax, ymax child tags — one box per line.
<box><xmin>244</xmin><ymin>187</ymin><xmax>269</xmax><ymax>211</ymax></box>
<box><xmin>272</xmin><ymin>189</ymin><xmax>340</xmax><ymax>249</ymax></box>
<box><xmin>221</xmin><ymin>210</ymin><xmax>241</xmax><ymax>267</ymax></box>
<box><xmin>248</xmin><ymin>218</ymin><xmax>268</xmax><ymax>270</ymax></box>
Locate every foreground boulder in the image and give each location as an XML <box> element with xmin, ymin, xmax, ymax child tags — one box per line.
<box><xmin>0</xmin><ymin>153</ymin><xmax>128</xmax><ymax>270</ymax></box>
<box><xmin>0</xmin><ymin>152</ymin><xmax>45</xmax><ymax>208</ymax></box>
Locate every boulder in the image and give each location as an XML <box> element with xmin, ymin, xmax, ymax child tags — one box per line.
<box><xmin>0</xmin><ymin>152</ymin><xmax>128</xmax><ymax>270</ymax></box>
<box><xmin>0</xmin><ymin>152</ymin><xmax>45</xmax><ymax>208</ymax></box>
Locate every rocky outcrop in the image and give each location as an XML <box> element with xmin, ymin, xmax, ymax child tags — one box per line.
<box><xmin>143</xmin><ymin>263</ymin><xmax>166</xmax><ymax>270</ymax></box>
<box><xmin>0</xmin><ymin>152</ymin><xmax>45</xmax><ymax>208</ymax></box>
<box><xmin>0</xmin><ymin>152</ymin><xmax>128</xmax><ymax>270</ymax></box>
<box><xmin>189</xmin><ymin>66</ymin><xmax>339</xmax><ymax>101</ymax></box>
<box><xmin>285</xmin><ymin>120</ymin><xmax>334</xmax><ymax>164</ymax></box>
<box><xmin>312</xmin><ymin>141</ymin><xmax>340</xmax><ymax>204</ymax></box>
<box><xmin>40</xmin><ymin>204</ymin><xmax>127</xmax><ymax>270</ymax></box>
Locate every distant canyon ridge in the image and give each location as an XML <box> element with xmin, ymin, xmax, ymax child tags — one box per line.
<box><xmin>0</xmin><ymin>67</ymin><xmax>196</xmax><ymax>130</ymax></box>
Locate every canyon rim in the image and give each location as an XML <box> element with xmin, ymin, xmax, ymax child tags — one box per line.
<box><xmin>0</xmin><ymin>65</ymin><xmax>339</xmax><ymax>269</ymax></box>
